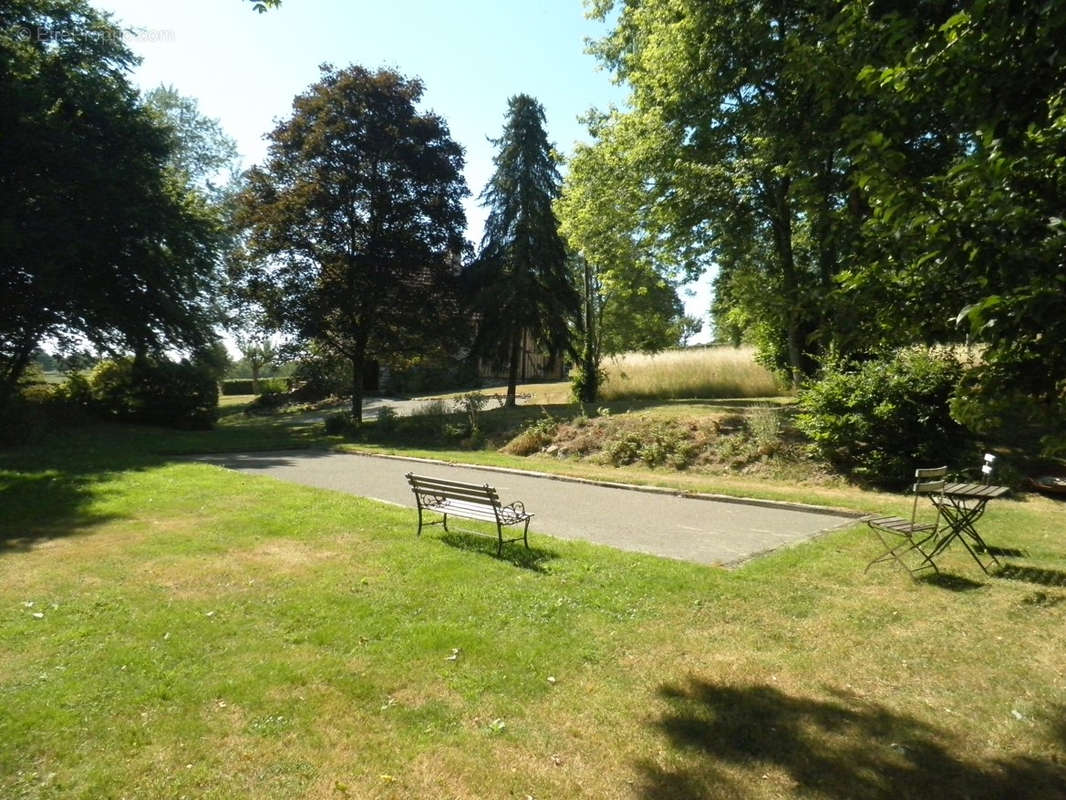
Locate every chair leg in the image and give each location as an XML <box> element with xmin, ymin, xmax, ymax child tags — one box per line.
<box><xmin>866</xmin><ymin>528</ymin><xmax>939</xmax><ymax>577</ymax></box>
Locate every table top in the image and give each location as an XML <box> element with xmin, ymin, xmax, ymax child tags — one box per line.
<box><xmin>942</xmin><ymin>482</ymin><xmax>1010</xmax><ymax>499</ymax></box>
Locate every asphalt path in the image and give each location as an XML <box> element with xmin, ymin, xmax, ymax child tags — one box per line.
<box><xmin>193</xmin><ymin>450</ymin><xmax>858</xmax><ymax>567</ymax></box>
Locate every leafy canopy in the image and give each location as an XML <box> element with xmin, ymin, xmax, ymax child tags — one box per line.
<box><xmin>235</xmin><ymin>65</ymin><xmax>470</xmax><ymax>418</ymax></box>
<box><xmin>0</xmin><ymin>0</ymin><xmax>224</xmax><ymax>401</ymax></box>
<box><xmin>470</xmin><ymin>94</ymin><xmax>579</xmax><ymax>406</ymax></box>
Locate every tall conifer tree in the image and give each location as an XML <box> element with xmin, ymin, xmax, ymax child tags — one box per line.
<box><xmin>471</xmin><ymin>95</ymin><xmax>579</xmax><ymax>407</ymax></box>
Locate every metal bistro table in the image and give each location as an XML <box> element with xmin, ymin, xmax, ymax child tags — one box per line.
<box><xmin>926</xmin><ymin>482</ymin><xmax>1010</xmax><ymax>574</ymax></box>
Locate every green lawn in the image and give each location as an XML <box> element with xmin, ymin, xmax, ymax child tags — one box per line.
<box><xmin>1</xmin><ymin>419</ymin><xmax>1065</xmax><ymax>798</ymax></box>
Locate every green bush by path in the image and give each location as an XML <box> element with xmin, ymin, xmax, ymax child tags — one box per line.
<box><xmin>796</xmin><ymin>348</ymin><xmax>968</xmax><ymax>485</ymax></box>
<box><xmin>88</xmin><ymin>358</ymin><xmax>218</xmax><ymax>429</ymax></box>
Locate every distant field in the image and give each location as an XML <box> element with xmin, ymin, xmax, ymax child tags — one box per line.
<box><xmin>427</xmin><ymin>347</ymin><xmax>784</xmax><ymax>405</ymax></box>
<box><xmin>599</xmin><ymin>346</ymin><xmax>784</xmax><ymax>401</ymax></box>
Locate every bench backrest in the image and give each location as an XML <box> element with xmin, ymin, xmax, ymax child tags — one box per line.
<box><xmin>406</xmin><ymin>473</ymin><xmax>501</xmax><ymax>507</ymax></box>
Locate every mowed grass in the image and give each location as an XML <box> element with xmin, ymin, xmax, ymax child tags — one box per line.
<box><xmin>2</xmin><ymin>424</ymin><xmax>1066</xmax><ymax>798</ymax></box>
<box><xmin>599</xmin><ymin>346</ymin><xmax>784</xmax><ymax>401</ymax></box>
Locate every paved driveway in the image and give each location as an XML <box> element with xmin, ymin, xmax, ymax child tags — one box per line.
<box><xmin>193</xmin><ymin>451</ymin><xmax>858</xmax><ymax>567</ymax></box>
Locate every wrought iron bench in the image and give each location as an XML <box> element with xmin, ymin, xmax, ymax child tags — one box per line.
<box><xmin>405</xmin><ymin>472</ymin><xmax>533</xmax><ymax>555</ymax></box>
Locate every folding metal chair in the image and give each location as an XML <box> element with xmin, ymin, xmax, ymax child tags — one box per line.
<box><xmin>980</xmin><ymin>453</ymin><xmax>996</xmax><ymax>483</ymax></box>
<box><xmin>864</xmin><ymin>466</ymin><xmax>948</xmax><ymax>577</ymax></box>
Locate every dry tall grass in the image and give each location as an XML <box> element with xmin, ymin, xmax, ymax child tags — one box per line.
<box><xmin>598</xmin><ymin>346</ymin><xmax>784</xmax><ymax>400</ymax></box>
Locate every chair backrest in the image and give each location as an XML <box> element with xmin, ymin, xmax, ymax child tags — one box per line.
<box><xmin>981</xmin><ymin>453</ymin><xmax>996</xmax><ymax>484</ymax></box>
<box><xmin>911</xmin><ymin>466</ymin><xmax>948</xmax><ymax>522</ymax></box>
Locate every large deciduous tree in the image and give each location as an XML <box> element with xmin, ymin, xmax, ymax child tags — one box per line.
<box><xmin>235</xmin><ymin>65</ymin><xmax>470</xmax><ymax>419</ymax></box>
<box><xmin>469</xmin><ymin>94</ymin><xmax>579</xmax><ymax>407</ymax></box>
<box><xmin>0</xmin><ymin>0</ymin><xmax>223</xmax><ymax>403</ymax></box>
<box><xmin>585</xmin><ymin>0</ymin><xmax>868</xmax><ymax>385</ymax></box>
<box><xmin>558</xmin><ymin>111</ymin><xmax>700</xmax><ymax>402</ymax></box>
<box><xmin>144</xmin><ymin>85</ymin><xmax>241</xmax><ymax>199</ymax></box>
<box><xmin>842</xmin><ymin>2</ymin><xmax>1066</xmax><ymax>448</ymax></box>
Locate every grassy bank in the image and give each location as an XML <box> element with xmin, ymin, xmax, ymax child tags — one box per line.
<box><xmin>1</xmin><ymin>422</ymin><xmax>1065</xmax><ymax>798</ymax></box>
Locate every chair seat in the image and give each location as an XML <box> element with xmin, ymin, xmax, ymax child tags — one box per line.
<box><xmin>864</xmin><ymin>515</ymin><xmax>937</xmax><ymax>535</ymax></box>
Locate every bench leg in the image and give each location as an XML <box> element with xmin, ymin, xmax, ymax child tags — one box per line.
<box><xmin>522</xmin><ymin>517</ymin><xmax>530</xmax><ymax>550</ymax></box>
<box><xmin>496</xmin><ymin>522</ymin><xmax>503</xmax><ymax>556</ymax></box>
<box><xmin>442</xmin><ymin>514</ymin><xmax>449</xmax><ymax>533</ymax></box>
<box><xmin>416</xmin><ymin>506</ymin><xmax>423</xmax><ymax>537</ymax></box>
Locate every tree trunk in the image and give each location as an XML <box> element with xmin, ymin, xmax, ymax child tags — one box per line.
<box><xmin>350</xmin><ymin>354</ymin><xmax>364</xmax><ymax>422</ymax></box>
<box><xmin>505</xmin><ymin>329</ymin><xmax>520</xmax><ymax>408</ymax></box>
<box><xmin>579</xmin><ymin>257</ymin><xmax>600</xmax><ymax>403</ymax></box>
<box><xmin>770</xmin><ymin>177</ymin><xmax>804</xmax><ymax>388</ymax></box>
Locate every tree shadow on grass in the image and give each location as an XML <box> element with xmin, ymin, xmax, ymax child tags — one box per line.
<box><xmin>436</xmin><ymin>531</ymin><xmax>559</xmax><ymax>572</ymax></box>
<box><xmin>0</xmin><ymin>468</ymin><xmax>122</xmax><ymax>553</ymax></box>
<box><xmin>995</xmin><ymin>564</ymin><xmax>1066</xmax><ymax>588</ymax></box>
<box><xmin>638</xmin><ymin>679</ymin><xmax>1066</xmax><ymax>800</ymax></box>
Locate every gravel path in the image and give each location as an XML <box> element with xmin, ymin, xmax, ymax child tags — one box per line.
<box><xmin>193</xmin><ymin>450</ymin><xmax>859</xmax><ymax>567</ymax></box>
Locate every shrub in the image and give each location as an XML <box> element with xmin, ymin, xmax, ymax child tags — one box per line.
<box><xmin>221</xmin><ymin>378</ymin><xmax>287</xmax><ymax>396</ymax></box>
<box><xmin>288</xmin><ymin>354</ymin><xmax>352</xmax><ymax>402</ymax></box>
<box><xmin>569</xmin><ymin>363</ymin><xmax>606</xmax><ymax>404</ymax></box>
<box><xmin>747</xmin><ymin>404</ymin><xmax>783</xmax><ymax>456</ymax></box>
<box><xmin>453</xmin><ymin>392</ymin><xmax>488</xmax><ymax>434</ymax></box>
<box><xmin>324</xmin><ymin>411</ymin><xmax>357</xmax><ymax>435</ymax></box>
<box><xmin>375</xmin><ymin>405</ymin><xmax>398</xmax><ymax>434</ymax></box>
<box><xmin>600</xmin><ymin>418</ymin><xmax>696</xmax><ymax>470</ymax></box>
<box><xmin>386</xmin><ymin>357</ymin><xmax>479</xmax><ymax>395</ymax></box>
<box><xmin>501</xmin><ymin>413</ymin><xmax>558</xmax><ymax>456</ymax></box>
<box><xmin>796</xmin><ymin>348</ymin><xmax>968</xmax><ymax>484</ymax></box>
<box><xmin>244</xmin><ymin>390</ymin><xmax>288</xmax><ymax>415</ymax></box>
<box><xmin>88</xmin><ymin>357</ymin><xmax>218</xmax><ymax>429</ymax></box>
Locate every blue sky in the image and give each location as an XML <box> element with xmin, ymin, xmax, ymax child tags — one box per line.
<box><xmin>89</xmin><ymin>0</ymin><xmax>711</xmax><ymax>339</ymax></box>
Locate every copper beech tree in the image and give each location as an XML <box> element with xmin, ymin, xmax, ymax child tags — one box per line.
<box><xmin>235</xmin><ymin>65</ymin><xmax>470</xmax><ymax>419</ymax></box>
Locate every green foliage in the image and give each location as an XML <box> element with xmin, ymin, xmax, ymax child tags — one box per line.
<box><xmin>454</xmin><ymin>392</ymin><xmax>488</xmax><ymax>434</ymax></box>
<box><xmin>243</xmin><ymin>390</ymin><xmax>287</xmax><ymax>415</ymax></box>
<box><xmin>374</xmin><ymin>405</ymin><xmax>398</xmax><ymax>434</ymax></box>
<box><xmin>0</xmin><ymin>1</ymin><xmax>224</xmax><ymax>401</ymax></box>
<box><xmin>502</xmin><ymin>412</ymin><xmax>559</xmax><ymax>456</ymax></box>
<box><xmin>796</xmin><ymin>349</ymin><xmax>967</xmax><ymax>483</ymax></box>
<box><xmin>87</xmin><ymin>358</ymin><xmax>218</xmax><ymax>430</ymax></box>
<box><xmin>951</xmin><ymin>366</ymin><xmax>1066</xmax><ymax>459</ymax></box>
<box><xmin>323</xmin><ymin>412</ymin><xmax>357</xmax><ymax>435</ymax></box>
<box><xmin>570</xmin><ymin>363</ymin><xmax>606</xmax><ymax>405</ymax></box>
<box><xmin>584</xmin><ymin>1</ymin><xmax>873</xmax><ymax>385</ymax></box>
<box><xmin>287</xmin><ymin>351</ymin><xmax>353</xmax><ymax>403</ymax></box>
<box><xmin>469</xmin><ymin>94</ymin><xmax>580</xmax><ymax>406</ymax></box>
<box><xmin>143</xmin><ymin>85</ymin><xmax>240</xmax><ymax>198</ymax></box>
<box><xmin>235</xmin><ymin>65</ymin><xmax>471</xmax><ymax>419</ymax></box>
<box><xmin>842</xmin><ymin>1</ymin><xmax>1066</xmax><ymax>444</ymax></box>
<box><xmin>601</xmin><ymin>418</ymin><xmax>696</xmax><ymax>470</ymax></box>
<box><xmin>386</xmin><ymin>356</ymin><xmax>479</xmax><ymax>395</ymax></box>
